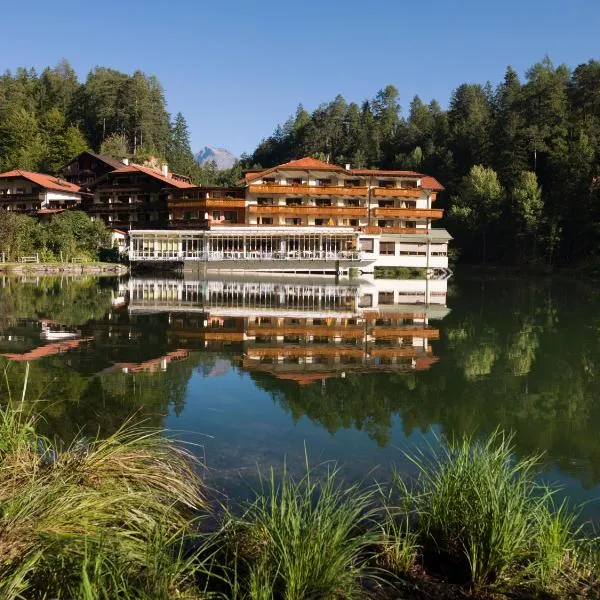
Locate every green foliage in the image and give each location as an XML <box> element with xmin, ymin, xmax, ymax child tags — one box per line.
<box><xmin>0</xmin><ymin>397</ymin><xmax>208</xmax><ymax>600</ymax></box>
<box><xmin>404</xmin><ymin>431</ymin><xmax>585</xmax><ymax>593</ymax></box>
<box><xmin>222</xmin><ymin>462</ymin><xmax>378</xmax><ymax>599</ymax></box>
<box><xmin>0</xmin><ymin>211</ymin><xmax>110</xmax><ymax>261</ymax></box>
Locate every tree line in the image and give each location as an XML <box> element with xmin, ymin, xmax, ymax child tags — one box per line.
<box><xmin>0</xmin><ymin>60</ymin><xmax>237</xmax><ymax>186</ymax></box>
<box><xmin>245</xmin><ymin>57</ymin><xmax>600</xmax><ymax>268</ymax></box>
<box><xmin>0</xmin><ymin>211</ymin><xmax>110</xmax><ymax>262</ymax></box>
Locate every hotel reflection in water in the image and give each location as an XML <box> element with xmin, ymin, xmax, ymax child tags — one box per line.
<box><xmin>122</xmin><ymin>276</ymin><xmax>449</xmax><ymax>383</ymax></box>
<box><xmin>1</xmin><ymin>276</ymin><xmax>449</xmax><ymax>383</ymax></box>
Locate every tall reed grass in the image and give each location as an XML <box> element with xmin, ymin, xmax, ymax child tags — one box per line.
<box><xmin>220</xmin><ymin>462</ymin><xmax>379</xmax><ymax>599</ymax></box>
<box><xmin>398</xmin><ymin>430</ymin><xmax>593</xmax><ymax>594</ymax></box>
<box><xmin>0</xmin><ymin>394</ymin><xmax>210</xmax><ymax>599</ymax></box>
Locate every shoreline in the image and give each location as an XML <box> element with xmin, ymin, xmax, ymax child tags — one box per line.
<box><xmin>0</xmin><ymin>262</ymin><xmax>129</xmax><ymax>276</ymax></box>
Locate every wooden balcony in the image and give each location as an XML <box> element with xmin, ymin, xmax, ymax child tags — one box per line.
<box><xmin>368</xmin><ymin>346</ymin><xmax>431</xmax><ymax>358</ymax></box>
<box><xmin>249</xmin><ymin>184</ymin><xmax>368</xmax><ymax>196</ymax></box>
<box><xmin>373</xmin><ymin>207</ymin><xmax>444</xmax><ymax>219</ymax></box>
<box><xmin>372</xmin><ymin>188</ymin><xmax>422</xmax><ymax>199</ymax></box>
<box><xmin>247</xmin><ymin>325</ymin><xmax>364</xmax><ymax>337</ymax></box>
<box><xmin>245</xmin><ymin>345</ymin><xmax>365</xmax><ymax>358</ymax></box>
<box><xmin>370</xmin><ymin>327</ymin><xmax>440</xmax><ymax>339</ymax></box>
<box><xmin>169</xmin><ymin>198</ymin><xmax>246</xmax><ymax>209</ymax></box>
<box><xmin>361</xmin><ymin>226</ymin><xmax>429</xmax><ymax>234</ymax></box>
<box><xmin>248</xmin><ymin>205</ymin><xmax>367</xmax><ymax>216</ymax></box>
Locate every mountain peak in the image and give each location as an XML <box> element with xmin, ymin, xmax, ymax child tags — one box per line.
<box><xmin>195</xmin><ymin>146</ymin><xmax>237</xmax><ymax>170</ymax></box>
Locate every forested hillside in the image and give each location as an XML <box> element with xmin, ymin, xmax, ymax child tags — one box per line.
<box><xmin>0</xmin><ymin>60</ymin><xmax>236</xmax><ymax>186</ymax></box>
<box><xmin>247</xmin><ymin>57</ymin><xmax>600</xmax><ymax>268</ymax></box>
<box><xmin>2</xmin><ymin>57</ymin><xmax>599</xmax><ymax>267</ymax></box>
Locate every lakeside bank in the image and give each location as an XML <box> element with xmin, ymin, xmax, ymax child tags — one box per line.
<box><xmin>0</xmin><ymin>261</ymin><xmax>128</xmax><ymax>276</ymax></box>
<box><xmin>0</xmin><ymin>398</ymin><xmax>598</xmax><ymax>600</ymax></box>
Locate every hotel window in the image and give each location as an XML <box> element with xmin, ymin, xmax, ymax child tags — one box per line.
<box><xmin>183</xmin><ymin>211</ymin><xmax>192</xmax><ymax>220</ymax></box>
<box><xmin>286</xmin><ymin>197</ymin><xmax>301</xmax><ymax>206</ymax></box>
<box><xmin>263</xmin><ymin>178</ymin><xmax>276</xmax><ymax>185</ymax></box>
<box><xmin>359</xmin><ymin>294</ymin><xmax>373</xmax><ymax>308</ymax></box>
<box><xmin>285</xmin><ymin>218</ymin><xmax>302</xmax><ymax>225</ymax></box>
<box><xmin>288</xmin><ymin>178</ymin><xmax>303</xmax><ymax>185</ymax></box>
<box><xmin>405</xmin><ymin>221</ymin><xmax>417</xmax><ymax>228</ymax></box>
<box><xmin>349</xmin><ymin>219</ymin><xmax>359</xmax><ymax>227</ymax></box>
<box><xmin>378</xmin><ymin>291</ymin><xmax>394</xmax><ymax>305</ymax></box>
<box><xmin>224</xmin><ymin>211</ymin><xmax>237</xmax><ymax>223</ymax></box>
<box><xmin>360</xmin><ymin>238</ymin><xmax>374</xmax><ymax>252</ymax></box>
<box><xmin>378</xmin><ymin>200</ymin><xmax>394</xmax><ymax>207</ymax></box>
<box><xmin>315</xmin><ymin>219</ymin><xmax>326</xmax><ymax>226</ymax></box>
<box><xmin>258</xmin><ymin>217</ymin><xmax>273</xmax><ymax>224</ymax></box>
<box><xmin>315</xmin><ymin>198</ymin><xmax>332</xmax><ymax>207</ymax></box>
<box><xmin>345</xmin><ymin>179</ymin><xmax>361</xmax><ymax>187</ymax></box>
<box><xmin>212</xmin><ymin>211</ymin><xmax>221</xmax><ymax>221</ymax></box>
<box><xmin>257</xmin><ymin>197</ymin><xmax>275</xmax><ymax>206</ymax></box>
<box><xmin>315</xmin><ymin>178</ymin><xmax>331</xmax><ymax>187</ymax></box>
<box><xmin>378</xmin><ymin>180</ymin><xmax>394</xmax><ymax>188</ymax></box>
<box><xmin>400</xmin><ymin>179</ymin><xmax>418</xmax><ymax>189</ymax></box>
<box><xmin>347</xmin><ymin>199</ymin><xmax>359</xmax><ymax>207</ymax></box>
<box><xmin>380</xmin><ymin>242</ymin><xmax>395</xmax><ymax>255</ymax></box>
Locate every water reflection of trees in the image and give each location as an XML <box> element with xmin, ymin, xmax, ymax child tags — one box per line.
<box><xmin>251</xmin><ymin>278</ymin><xmax>600</xmax><ymax>486</ymax></box>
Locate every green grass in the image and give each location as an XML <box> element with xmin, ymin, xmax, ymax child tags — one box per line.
<box><xmin>1</xmin><ymin>374</ymin><xmax>598</xmax><ymax>599</ymax></box>
<box><xmin>220</xmin><ymin>461</ymin><xmax>380</xmax><ymax>600</ymax></box>
<box><xmin>399</xmin><ymin>430</ymin><xmax>592</xmax><ymax>594</ymax></box>
<box><xmin>0</xmin><ymin>392</ymin><xmax>211</xmax><ymax>599</ymax></box>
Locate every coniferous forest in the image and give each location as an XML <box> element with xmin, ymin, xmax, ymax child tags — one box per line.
<box><xmin>2</xmin><ymin>57</ymin><xmax>600</xmax><ymax>268</ymax></box>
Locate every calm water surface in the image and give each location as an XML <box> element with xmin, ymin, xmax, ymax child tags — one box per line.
<box><xmin>0</xmin><ymin>274</ymin><xmax>599</xmax><ymax>518</ymax></box>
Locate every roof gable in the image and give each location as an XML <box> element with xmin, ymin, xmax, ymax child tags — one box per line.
<box><xmin>0</xmin><ymin>170</ymin><xmax>81</xmax><ymax>193</ymax></box>
<box><xmin>244</xmin><ymin>156</ymin><xmax>346</xmax><ymax>184</ymax></box>
<box><xmin>108</xmin><ymin>165</ymin><xmax>195</xmax><ymax>188</ymax></box>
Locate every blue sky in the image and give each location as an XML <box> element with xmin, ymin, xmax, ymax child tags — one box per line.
<box><xmin>1</xmin><ymin>0</ymin><xmax>598</xmax><ymax>156</ymax></box>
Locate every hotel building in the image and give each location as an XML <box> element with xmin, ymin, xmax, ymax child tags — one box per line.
<box><xmin>131</xmin><ymin>157</ymin><xmax>451</xmax><ymax>275</ymax></box>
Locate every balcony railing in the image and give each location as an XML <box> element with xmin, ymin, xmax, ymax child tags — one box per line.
<box><xmin>361</xmin><ymin>226</ymin><xmax>429</xmax><ymax>234</ymax></box>
<box><xmin>249</xmin><ymin>184</ymin><xmax>368</xmax><ymax>196</ymax></box>
<box><xmin>130</xmin><ymin>249</ymin><xmax>363</xmax><ymax>262</ymax></box>
<box><xmin>372</xmin><ymin>207</ymin><xmax>444</xmax><ymax>219</ymax></box>
<box><xmin>370</xmin><ymin>327</ymin><xmax>440</xmax><ymax>339</ymax></box>
<box><xmin>0</xmin><ymin>193</ymin><xmax>45</xmax><ymax>202</ymax></box>
<box><xmin>249</xmin><ymin>205</ymin><xmax>367</xmax><ymax>216</ymax></box>
<box><xmin>372</xmin><ymin>188</ymin><xmax>422</xmax><ymax>198</ymax></box>
<box><xmin>169</xmin><ymin>198</ymin><xmax>246</xmax><ymax>208</ymax></box>
<box><xmin>247</xmin><ymin>325</ymin><xmax>365</xmax><ymax>337</ymax></box>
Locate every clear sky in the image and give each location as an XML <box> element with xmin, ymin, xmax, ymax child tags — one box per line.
<box><xmin>1</xmin><ymin>0</ymin><xmax>599</xmax><ymax>157</ymax></box>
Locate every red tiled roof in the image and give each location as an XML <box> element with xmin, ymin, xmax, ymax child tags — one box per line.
<box><xmin>0</xmin><ymin>170</ymin><xmax>81</xmax><ymax>193</ymax></box>
<box><xmin>110</xmin><ymin>165</ymin><xmax>195</xmax><ymax>188</ymax></box>
<box><xmin>1</xmin><ymin>338</ymin><xmax>91</xmax><ymax>361</ymax></box>
<box><xmin>110</xmin><ymin>228</ymin><xmax>127</xmax><ymax>236</ymax></box>
<box><xmin>244</xmin><ymin>157</ymin><xmax>346</xmax><ymax>183</ymax></box>
<box><xmin>420</xmin><ymin>176</ymin><xmax>444</xmax><ymax>191</ymax></box>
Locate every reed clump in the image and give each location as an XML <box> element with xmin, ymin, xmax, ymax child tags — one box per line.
<box><xmin>385</xmin><ymin>430</ymin><xmax>598</xmax><ymax>596</ymax></box>
<box><xmin>219</xmin><ymin>464</ymin><xmax>379</xmax><ymax>600</ymax></box>
<box><xmin>0</xmin><ymin>401</ymin><xmax>210</xmax><ymax>599</ymax></box>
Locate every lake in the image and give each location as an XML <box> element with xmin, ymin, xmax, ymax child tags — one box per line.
<box><xmin>1</xmin><ymin>273</ymin><xmax>599</xmax><ymax>519</ymax></box>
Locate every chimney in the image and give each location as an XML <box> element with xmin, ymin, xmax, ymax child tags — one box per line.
<box><xmin>345</xmin><ymin>163</ymin><xmax>351</xmax><ymax>170</ymax></box>
<box><xmin>161</xmin><ymin>163</ymin><xmax>169</xmax><ymax>178</ymax></box>
<box><xmin>122</xmin><ymin>158</ymin><xmax>129</xmax><ymax>166</ymax></box>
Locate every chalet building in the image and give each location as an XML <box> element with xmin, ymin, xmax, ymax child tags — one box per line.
<box><xmin>0</xmin><ymin>170</ymin><xmax>81</xmax><ymax>216</ymax></box>
<box><xmin>168</xmin><ymin>186</ymin><xmax>245</xmax><ymax>229</ymax></box>
<box><xmin>59</xmin><ymin>151</ymin><xmax>125</xmax><ymax>188</ymax></box>
<box><xmin>85</xmin><ymin>164</ymin><xmax>194</xmax><ymax>230</ymax></box>
<box><xmin>131</xmin><ymin>157</ymin><xmax>452</xmax><ymax>275</ymax></box>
